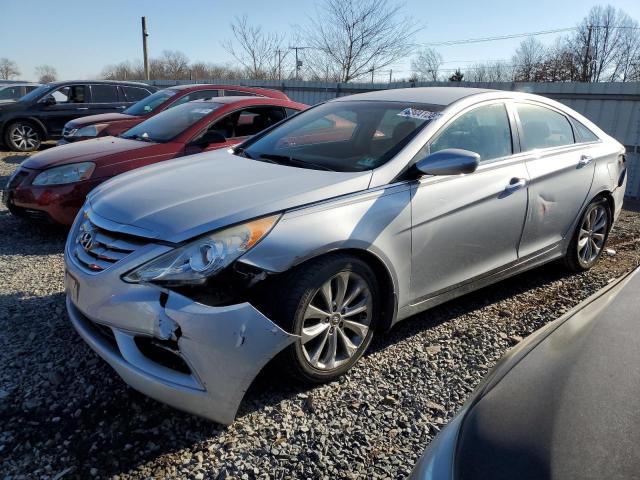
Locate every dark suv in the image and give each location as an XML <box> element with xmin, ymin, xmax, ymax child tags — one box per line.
<box><xmin>0</xmin><ymin>80</ymin><xmax>157</xmax><ymax>151</ymax></box>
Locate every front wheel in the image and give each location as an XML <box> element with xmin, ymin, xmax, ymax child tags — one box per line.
<box><xmin>5</xmin><ymin>122</ymin><xmax>42</xmax><ymax>152</ymax></box>
<box><xmin>564</xmin><ymin>197</ymin><xmax>611</xmax><ymax>272</ymax></box>
<box><xmin>266</xmin><ymin>254</ymin><xmax>380</xmax><ymax>383</ymax></box>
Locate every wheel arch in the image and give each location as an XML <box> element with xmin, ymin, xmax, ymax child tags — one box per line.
<box><xmin>3</xmin><ymin>116</ymin><xmax>49</xmax><ymax>140</ymax></box>
<box><xmin>246</xmin><ymin>246</ymin><xmax>399</xmax><ymax>332</ymax></box>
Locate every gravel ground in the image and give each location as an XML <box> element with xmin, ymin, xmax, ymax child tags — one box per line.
<box><xmin>1</xmin><ymin>147</ymin><xmax>639</xmax><ymax>480</ymax></box>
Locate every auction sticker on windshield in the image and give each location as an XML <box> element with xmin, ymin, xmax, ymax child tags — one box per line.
<box><xmin>397</xmin><ymin>108</ymin><xmax>442</xmax><ymax>121</ymax></box>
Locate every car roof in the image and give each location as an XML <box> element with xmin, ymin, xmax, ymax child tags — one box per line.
<box><xmin>333</xmin><ymin>87</ymin><xmax>498</xmax><ymax>106</ymax></box>
<box><xmin>165</xmin><ymin>84</ymin><xmax>288</xmax><ymax>98</ymax></box>
<box><xmin>45</xmin><ymin>80</ymin><xmax>153</xmax><ymax>88</ymax></box>
<box><xmin>187</xmin><ymin>96</ymin><xmax>289</xmax><ymax>105</ymax></box>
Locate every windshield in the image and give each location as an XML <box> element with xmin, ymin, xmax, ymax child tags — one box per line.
<box><xmin>124</xmin><ymin>89</ymin><xmax>177</xmax><ymax>116</ymax></box>
<box><xmin>242</xmin><ymin>100</ymin><xmax>443</xmax><ymax>172</ymax></box>
<box><xmin>17</xmin><ymin>84</ymin><xmax>51</xmax><ymax>102</ymax></box>
<box><xmin>120</xmin><ymin>101</ymin><xmax>222</xmax><ymax>142</ymax></box>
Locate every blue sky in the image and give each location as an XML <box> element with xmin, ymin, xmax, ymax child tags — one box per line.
<box><xmin>2</xmin><ymin>0</ymin><xmax>640</xmax><ymax>81</ymax></box>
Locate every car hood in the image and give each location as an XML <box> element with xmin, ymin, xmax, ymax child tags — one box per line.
<box><xmin>88</xmin><ymin>149</ymin><xmax>372</xmax><ymax>243</ymax></box>
<box><xmin>22</xmin><ymin>136</ymin><xmax>158</xmax><ymax>170</ymax></box>
<box><xmin>451</xmin><ymin>268</ymin><xmax>640</xmax><ymax>480</ymax></box>
<box><xmin>66</xmin><ymin>113</ymin><xmax>137</xmax><ymax>128</ymax></box>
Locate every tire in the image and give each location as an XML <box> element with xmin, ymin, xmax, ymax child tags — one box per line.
<box><xmin>4</xmin><ymin>121</ymin><xmax>42</xmax><ymax>152</ymax></box>
<box><xmin>564</xmin><ymin>197</ymin><xmax>611</xmax><ymax>272</ymax></box>
<box><xmin>264</xmin><ymin>254</ymin><xmax>380</xmax><ymax>383</ymax></box>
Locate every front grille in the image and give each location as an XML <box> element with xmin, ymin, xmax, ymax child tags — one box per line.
<box><xmin>73</xmin><ymin>218</ymin><xmax>147</xmax><ymax>272</ymax></box>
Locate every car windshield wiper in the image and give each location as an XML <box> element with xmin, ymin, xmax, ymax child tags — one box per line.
<box><xmin>121</xmin><ymin>133</ymin><xmax>155</xmax><ymax>143</ymax></box>
<box><xmin>234</xmin><ymin>147</ymin><xmax>253</xmax><ymax>159</ymax></box>
<box><xmin>259</xmin><ymin>154</ymin><xmax>335</xmax><ymax>171</ymax></box>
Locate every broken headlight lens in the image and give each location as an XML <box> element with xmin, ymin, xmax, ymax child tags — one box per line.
<box><xmin>124</xmin><ymin>214</ymin><xmax>281</xmax><ymax>285</ymax></box>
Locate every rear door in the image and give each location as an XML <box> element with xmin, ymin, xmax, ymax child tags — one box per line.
<box><xmin>410</xmin><ymin>101</ymin><xmax>529</xmax><ymax>302</ymax></box>
<box><xmin>514</xmin><ymin>102</ymin><xmax>596</xmax><ymax>258</ymax></box>
<box><xmin>89</xmin><ymin>84</ymin><xmax>127</xmax><ymax>114</ymax></box>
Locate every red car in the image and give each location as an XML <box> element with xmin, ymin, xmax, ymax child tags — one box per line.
<box><xmin>58</xmin><ymin>84</ymin><xmax>290</xmax><ymax>144</ymax></box>
<box><xmin>4</xmin><ymin>96</ymin><xmax>306</xmax><ymax>225</ymax></box>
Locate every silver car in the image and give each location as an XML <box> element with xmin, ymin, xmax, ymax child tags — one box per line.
<box><xmin>64</xmin><ymin>87</ymin><xmax>627</xmax><ymax>424</ymax></box>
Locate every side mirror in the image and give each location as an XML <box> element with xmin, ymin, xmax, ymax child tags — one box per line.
<box><xmin>191</xmin><ymin>130</ymin><xmax>226</xmax><ymax>148</ymax></box>
<box><xmin>41</xmin><ymin>95</ymin><xmax>56</xmax><ymax>106</ymax></box>
<box><xmin>415</xmin><ymin>148</ymin><xmax>480</xmax><ymax>176</ymax></box>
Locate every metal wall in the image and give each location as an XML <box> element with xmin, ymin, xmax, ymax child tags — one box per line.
<box><xmin>150</xmin><ymin>79</ymin><xmax>640</xmax><ymax>198</ymax></box>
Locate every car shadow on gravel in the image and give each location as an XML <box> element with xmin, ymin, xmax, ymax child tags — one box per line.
<box><xmin>0</xmin><ymin>261</ymin><xmax>578</xmax><ymax>478</ymax></box>
<box><xmin>0</xmin><ymin>211</ymin><xmax>67</xmax><ymax>255</ymax></box>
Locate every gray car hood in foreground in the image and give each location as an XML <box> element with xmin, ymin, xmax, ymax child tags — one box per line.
<box><xmin>88</xmin><ymin>149</ymin><xmax>372</xmax><ymax>243</ymax></box>
<box><xmin>449</xmin><ymin>268</ymin><xmax>640</xmax><ymax>480</ymax></box>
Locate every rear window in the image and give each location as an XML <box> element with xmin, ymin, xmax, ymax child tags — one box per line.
<box><xmin>91</xmin><ymin>84</ymin><xmax>119</xmax><ymax>103</ymax></box>
<box><xmin>223</xmin><ymin>90</ymin><xmax>259</xmax><ymax>97</ymax></box>
<box><xmin>123</xmin><ymin>86</ymin><xmax>151</xmax><ymax>101</ymax></box>
<box><xmin>517</xmin><ymin>103</ymin><xmax>575</xmax><ymax>151</ymax></box>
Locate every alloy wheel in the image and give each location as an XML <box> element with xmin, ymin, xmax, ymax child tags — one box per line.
<box><xmin>300</xmin><ymin>271</ymin><xmax>372</xmax><ymax>371</ymax></box>
<box><xmin>578</xmin><ymin>204</ymin><xmax>607</xmax><ymax>264</ymax></box>
<box><xmin>10</xmin><ymin>124</ymin><xmax>39</xmax><ymax>151</ymax></box>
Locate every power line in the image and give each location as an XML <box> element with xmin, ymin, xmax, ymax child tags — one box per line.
<box><xmin>422</xmin><ymin>27</ymin><xmax>577</xmax><ymax>47</ymax></box>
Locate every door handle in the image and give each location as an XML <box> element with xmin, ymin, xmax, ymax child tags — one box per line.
<box><xmin>505</xmin><ymin>177</ymin><xmax>527</xmax><ymax>193</ymax></box>
<box><xmin>578</xmin><ymin>155</ymin><xmax>594</xmax><ymax>168</ymax></box>
<box><xmin>76</xmin><ymin>107</ymin><xmax>88</xmax><ymax>110</ymax></box>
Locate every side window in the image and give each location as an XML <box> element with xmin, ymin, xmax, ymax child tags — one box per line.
<box><xmin>430</xmin><ymin>103</ymin><xmax>513</xmax><ymax>163</ymax></box>
<box><xmin>123</xmin><ymin>86</ymin><xmax>150</xmax><ymax>101</ymax></box>
<box><xmin>50</xmin><ymin>85</ymin><xmax>87</xmax><ymax>103</ymax></box>
<box><xmin>573</xmin><ymin>120</ymin><xmax>599</xmax><ymax>143</ymax></box>
<box><xmin>516</xmin><ymin>103</ymin><xmax>575</xmax><ymax>150</ymax></box>
<box><xmin>91</xmin><ymin>84</ymin><xmax>119</xmax><ymax>103</ymax></box>
<box><xmin>207</xmin><ymin>107</ymin><xmax>286</xmax><ymax>140</ymax></box>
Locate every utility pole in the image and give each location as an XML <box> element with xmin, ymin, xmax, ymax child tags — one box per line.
<box><xmin>289</xmin><ymin>46</ymin><xmax>311</xmax><ymax>80</ymax></box>
<box><xmin>141</xmin><ymin>17</ymin><xmax>150</xmax><ymax>81</ymax></box>
<box><xmin>276</xmin><ymin>50</ymin><xmax>283</xmax><ymax>81</ymax></box>
<box><xmin>581</xmin><ymin>24</ymin><xmax>593</xmax><ymax>83</ymax></box>
<box><xmin>370</xmin><ymin>66</ymin><xmax>375</xmax><ymax>84</ymax></box>
<box><xmin>389</xmin><ymin>69</ymin><xmax>392</xmax><ymax>84</ymax></box>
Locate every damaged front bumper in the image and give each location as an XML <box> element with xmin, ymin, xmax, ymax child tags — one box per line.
<box><xmin>64</xmin><ymin>220</ymin><xmax>296</xmax><ymax>424</ymax></box>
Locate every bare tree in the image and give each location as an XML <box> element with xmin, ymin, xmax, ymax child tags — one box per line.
<box><xmin>160</xmin><ymin>50</ymin><xmax>190</xmax><ymax>80</ymax></box>
<box><xmin>0</xmin><ymin>58</ymin><xmax>20</xmax><ymax>80</ymax></box>
<box><xmin>302</xmin><ymin>0</ymin><xmax>420</xmax><ymax>82</ymax></box>
<box><xmin>222</xmin><ymin>15</ymin><xmax>285</xmax><ymax>79</ymax></box>
<box><xmin>512</xmin><ymin>37</ymin><xmax>547</xmax><ymax>81</ymax></box>
<box><xmin>411</xmin><ymin>47</ymin><xmax>443</xmax><ymax>81</ymax></box>
<box><xmin>35</xmin><ymin>65</ymin><xmax>57</xmax><ymax>83</ymax></box>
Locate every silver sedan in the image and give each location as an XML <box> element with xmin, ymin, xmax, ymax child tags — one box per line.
<box><xmin>64</xmin><ymin>87</ymin><xmax>627</xmax><ymax>423</ymax></box>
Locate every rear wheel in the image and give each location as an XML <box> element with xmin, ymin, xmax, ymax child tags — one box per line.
<box><xmin>5</xmin><ymin>121</ymin><xmax>42</xmax><ymax>152</ymax></box>
<box><xmin>564</xmin><ymin>197</ymin><xmax>611</xmax><ymax>272</ymax></box>
<box><xmin>265</xmin><ymin>254</ymin><xmax>379</xmax><ymax>383</ymax></box>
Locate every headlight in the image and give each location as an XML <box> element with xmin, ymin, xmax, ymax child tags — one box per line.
<box><xmin>65</xmin><ymin>124</ymin><xmax>106</xmax><ymax>137</ymax></box>
<box><xmin>124</xmin><ymin>214</ymin><xmax>281</xmax><ymax>285</ymax></box>
<box><xmin>32</xmin><ymin>162</ymin><xmax>96</xmax><ymax>186</ymax></box>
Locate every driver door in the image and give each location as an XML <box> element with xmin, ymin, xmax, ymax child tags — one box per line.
<box><xmin>410</xmin><ymin>102</ymin><xmax>529</xmax><ymax>303</ymax></box>
<box><xmin>38</xmin><ymin>84</ymin><xmax>91</xmax><ymax>136</ymax></box>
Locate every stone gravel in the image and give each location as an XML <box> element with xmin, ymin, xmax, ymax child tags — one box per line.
<box><xmin>1</xmin><ymin>148</ymin><xmax>639</xmax><ymax>479</ymax></box>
